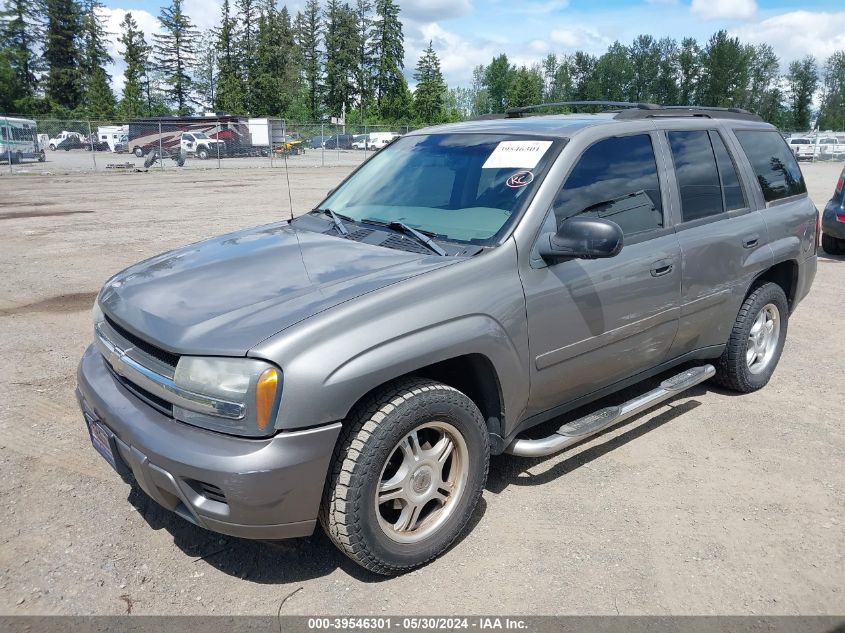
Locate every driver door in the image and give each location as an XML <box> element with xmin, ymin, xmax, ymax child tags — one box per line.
<box><xmin>520</xmin><ymin>132</ymin><xmax>682</xmax><ymax>418</ymax></box>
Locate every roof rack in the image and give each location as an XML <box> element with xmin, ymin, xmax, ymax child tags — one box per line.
<box><xmin>505</xmin><ymin>101</ymin><xmax>658</xmax><ymax>117</ymax></box>
<box><xmin>504</xmin><ymin>101</ymin><xmax>763</xmax><ymax>122</ymax></box>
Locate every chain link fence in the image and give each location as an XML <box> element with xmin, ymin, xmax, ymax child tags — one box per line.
<box><xmin>1</xmin><ymin>116</ymin><xmax>420</xmax><ymax>175</ymax></box>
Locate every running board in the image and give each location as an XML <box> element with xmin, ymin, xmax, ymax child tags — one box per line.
<box><xmin>505</xmin><ymin>364</ymin><xmax>716</xmax><ymax>458</ymax></box>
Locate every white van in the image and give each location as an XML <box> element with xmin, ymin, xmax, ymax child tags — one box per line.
<box><xmin>1</xmin><ymin>117</ymin><xmax>44</xmax><ymax>163</ymax></box>
<box><xmin>367</xmin><ymin>132</ymin><xmax>400</xmax><ymax>150</ymax></box>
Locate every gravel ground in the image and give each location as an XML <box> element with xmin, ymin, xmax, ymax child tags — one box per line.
<box><xmin>0</xmin><ymin>162</ymin><xmax>842</xmax><ymax>616</ymax></box>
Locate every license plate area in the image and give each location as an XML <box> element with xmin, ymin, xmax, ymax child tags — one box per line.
<box><xmin>85</xmin><ymin>413</ymin><xmax>129</xmax><ymax>476</ymax></box>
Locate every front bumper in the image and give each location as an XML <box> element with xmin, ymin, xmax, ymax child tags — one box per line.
<box><xmin>76</xmin><ymin>345</ymin><xmax>341</xmax><ymax>539</ymax></box>
<box><xmin>822</xmin><ymin>201</ymin><xmax>845</xmax><ymax>239</ymax></box>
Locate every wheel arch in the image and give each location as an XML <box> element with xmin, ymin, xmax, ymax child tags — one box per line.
<box><xmin>340</xmin><ymin>352</ymin><xmax>506</xmax><ymax>452</ymax></box>
<box><xmin>750</xmin><ymin>259</ymin><xmax>798</xmax><ymax>311</ymax></box>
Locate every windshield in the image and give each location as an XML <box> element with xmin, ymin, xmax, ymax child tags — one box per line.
<box><xmin>320</xmin><ymin>133</ymin><xmax>563</xmax><ymax>243</ymax></box>
<box><xmin>193</xmin><ymin>132</ymin><xmax>209</xmax><ymax>139</ymax></box>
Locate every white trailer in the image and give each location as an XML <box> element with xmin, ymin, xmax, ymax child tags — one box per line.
<box><xmin>97</xmin><ymin>125</ymin><xmax>129</xmax><ymax>152</ymax></box>
<box><xmin>248</xmin><ymin>118</ymin><xmax>287</xmax><ymax>148</ymax></box>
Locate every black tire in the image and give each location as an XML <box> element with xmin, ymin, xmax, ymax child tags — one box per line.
<box><xmin>37</xmin><ymin>150</ymin><xmax>45</xmax><ymax>162</ymax></box>
<box><xmin>714</xmin><ymin>282</ymin><xmax>789</xmax><ymax>393</ymax></box>
<box><xmin>197</xmin><ymin>147</ymin><xmax>209</xmax><ymax>160</ymax></box>
<box><xmin>821</xmin><ymin>232</ymin><xmax>845</xmax><ymax>255</ymax></box>
<box><xmin>320</xmin><ymin>378</ymin><xmax>489</xmax><ymax>575</ymax></box>
<box><xmin>133</xmin><ymin>147</ymin><xmax>144</xmax><ymax>158</ymax></box>
<box><xmin>49</xmin><ymin>144</ymin><xmax>56</xmax><ymax>151</ymax></box>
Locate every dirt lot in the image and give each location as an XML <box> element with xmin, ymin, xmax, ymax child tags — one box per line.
<box><xmin>0</xmin><ymin>163</ymin><xmax>843</xmax><ymax>616</ymax></box>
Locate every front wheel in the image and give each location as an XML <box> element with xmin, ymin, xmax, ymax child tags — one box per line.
<box><xmin>321</xmin><ymin>378</ymin><xmax>489</xmax><ymax>575</ymax></box>
<box><xmin>197</xmin><ymin>147</ymin><xmax>209</xmax><ymax>160</ymax></box>
<box><xmin>133</xmin><ymin>147</ymin><xmax>144</xmax><ymax>158</ymax></box>
<box><xmin>714</xmin><ymin>282</ymin><xmax>789</xmax><ymax>393</ymax></box>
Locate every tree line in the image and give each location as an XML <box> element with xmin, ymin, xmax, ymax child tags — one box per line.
<box><xmin>1</xmin><ymin>0</ymin><xmax>844</xmax><ymax>131</ymax></box>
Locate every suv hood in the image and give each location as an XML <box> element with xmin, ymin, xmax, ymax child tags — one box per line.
<box><xmin>99</xmin><ymin>222</ymin><xmax>456</xmax><ymax>356</ymax></box>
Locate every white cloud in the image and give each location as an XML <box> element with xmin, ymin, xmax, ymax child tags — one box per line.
<box><xmin>690</xmin><ymin>0</ymin><xmax>756</xmax><ymax>21</ymax></box>
<box><xmin>731</xmin><ymin>11</ymin><xmax>845</xmax><ymax>65</ymax></box>
<box><xmin>400</xmin><ymin>0</ymin><xmax>473</xmax><ymax>23</ymax></box>
<box><xmin>183</xmin><ymin>0</ymin><xmax>222</xmax><ymax>32</ymax></box>
<box><xmin>529</xmin><ymin>39</ymin><xmax>549</xmax><ymax>53</ymax></box>
<box><xmin>407</xmin><ymin>22</ymin><xmax>495</xmax><ymax>85</ymax></box>
<box><xmin>549</xmin><ymin>26</ymin><xmax>609</xmax><ymax>53</ymax></box>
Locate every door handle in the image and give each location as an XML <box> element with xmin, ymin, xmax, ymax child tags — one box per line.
<box><xmin>650</xmin><ymin>259</ymin><xmax>673</xmax><ymax>277</ymax></box>
<box><xmin>742</xmin><ymin>234</ymin><xmax>759</xmax><ymax>248</ymax></box>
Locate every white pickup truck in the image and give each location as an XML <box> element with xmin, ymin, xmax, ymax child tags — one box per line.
<box><xmin>47</xmin><ymin>131</ymin><xmax>84</xmax><ymax>150</ymax></box>
<box><xmin>180</xmin><ymin>131</ymin><xmax>225</xmax><ymax>159</ymax></box>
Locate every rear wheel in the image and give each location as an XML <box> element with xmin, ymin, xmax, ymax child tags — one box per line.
<box><xmin>821</xmin><ymin>232</ymin><xmax>845</xmax><ymax>255</ymax></box>
<box><xmin>321</xmin><ymin>378</ymin><xmax>489</xmax><ymax>575</ymax></box>
<box><xmin>714</xmin><ymin>282</ymin><xmax>789</xmax><ymax>393</ymax></box>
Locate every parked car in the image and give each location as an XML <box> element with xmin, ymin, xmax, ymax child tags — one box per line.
<box><xmin>324</xmin><ymin>133</ymin><xmax>353</xmax><ymax>149</ymax></box>
<box><xmin>816</xmin><ymin>136</ymin><xmax>845</xmax><ymax>161</ymax></box>
<box><xmin>821</xmin><ymin>164</ymin><xmax>845</xmax><ymax>255</ymax></box>
<box><xmin>55</xmin><ymin>136</ymin><xmax>85</xmax><ymax>151</ymax></box>
<box><xmin>48</xmin><ymin>131</ymin><xmax>84</xmax><ymax>151</ymax></box>
<box><xmin>77</xmin><ymin>104</ymin><xmax>817</xmax><ymax>575</ymax></box>
<box><xmin>113</xmin><ymin>135</ymin><xmax>129</xmax><ymax>154</ymax></box>
<box><xmin>85</xmin><ymin>134</ymin><xmax>111</xmax><ymax>151</ymax></box>
<box><xmin>310</xmin><ymin>135</ymin><xmax>330</xmax><ymax>149</ymax></box>
<box><xmin>351</xmin><ymin>134</ymin><xmax>369</xmax><ymax>150</ymax></box>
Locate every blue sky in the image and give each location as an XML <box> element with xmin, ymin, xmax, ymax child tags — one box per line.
<box><xmin>98</xmin><ymin>0</ymin><xmax>845</xmax><ymax>91</ymax></box>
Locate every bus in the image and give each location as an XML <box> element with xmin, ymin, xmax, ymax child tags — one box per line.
<box><xmin>1</xmin><ymin>116</ymin><xmax>45</xmax><ymax>164</ymax></box>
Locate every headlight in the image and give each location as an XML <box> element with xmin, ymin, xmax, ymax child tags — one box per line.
<box><xmin>173</xmin><ymin>356</ymin><xmax>281</xmax><ymax>437</ymax></box>
<box><xmin>92</xmin><ymin>300</ymin><xmax>104</xmax><ymax>325</ymax></box>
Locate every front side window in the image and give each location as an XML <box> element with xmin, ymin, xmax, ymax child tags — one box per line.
<box><xmin>320</xmin><ymin>134</ymin><xmax>563</xmax><ymax>243</ymax></box>
<box><xmin>553</xmin><ymin>134</ymin><xmax>663</xmax><ymax>236</ymax></box>
<box><xmin>735</xmin><ymin>130</ymin><xmax>807</xmax><ymax>202</ymax></box>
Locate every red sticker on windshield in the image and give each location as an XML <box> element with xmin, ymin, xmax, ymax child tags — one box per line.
<box><xmin>506</xmin><ymin>171</ymin><xmax>534</xmax><ymax>188</ymax></box>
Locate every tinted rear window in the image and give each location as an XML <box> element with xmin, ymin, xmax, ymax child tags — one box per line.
<box><xmin>735</xmin><ymin>131</ymin><xmax>807</xmax><ymax>202</ymax></box>
<box><xmin>668</xmin><ymin>130</ymin><xmax>723</xmax><ymax>221</ymax></box>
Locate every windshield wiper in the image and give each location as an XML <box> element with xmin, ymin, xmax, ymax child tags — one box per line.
<box><xmin>362</xmin><ymin>218</ymin><xmax>447</xmax><ymax>256</ymax></box>
<box><xmin>312</xmin><ymin>207</ymin><xmax>350</xmax><ymax>235</ymax></box>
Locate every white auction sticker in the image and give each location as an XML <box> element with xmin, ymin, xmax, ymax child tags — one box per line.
<box><xmin>482</xmin><ymin>140</ymin><xmax>553</xmax><ymax>169</ymax></box>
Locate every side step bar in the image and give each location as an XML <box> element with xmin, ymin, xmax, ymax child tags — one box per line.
<box><xmin>505</xmin><ymin>364</ymin><xmax>716</xmax><ymax>458</ymax></box>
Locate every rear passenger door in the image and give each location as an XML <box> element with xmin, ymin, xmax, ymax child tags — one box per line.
<box><xmin>522</xmin><ymin>132</ymin><xmax>682</xmax><ymax>418</ymax></box>
<box><xmin>659</xmin><ymin>126</ymin><xmax>773</xmax><ymax>358</ymax></box>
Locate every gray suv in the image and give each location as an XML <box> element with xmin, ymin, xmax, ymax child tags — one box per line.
<box><xmin>76</xmin><ymin>104</ymin><xmax>818</xmax><ymax>575</ymax></box>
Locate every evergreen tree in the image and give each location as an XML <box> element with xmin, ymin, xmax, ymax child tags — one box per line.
<box><xmin>698</xmin><ymin>30</ymin><xmax>751</xmax><ymax>108</ymax></box>
<box><xmin>371</xmin><ymin>0</ymin><xmax>405</xmax><ymax>118</ymax></box>
<box><xmin>193</xmin><ymin>29</ymin><xmax>217</xmax><ymax>111</ymax></box>
<box><xmin>86</xmin><ymin>66</ymin><xmax>115</xmax><ymax>117</ymax></box>
<box><xmin>323</xmin><ymin>0</ymin><xmax>358</xmax><ymax>120</ymax></box>
<box><xmin>595</xmin><ymin>42</ymin><xmax>631</xmax><ymax>102</ymax></box>
<box><xmin>483</xmin><ymin>54</ymin><xmax>512</xmax><ymax>112</ymax></box>
<box><xmin>0</xmin><ymin>47</ymin><xmax>23</xmax><ymax>111</ymax></box>
<box><xmin>786</xmin><ymin>55</ymin><xmax>818</xmax><ymax>131</ymax></box>
<box><xmin>235</xmin><ymin>0</ymin><xmax>258</xmax><ymax>112</ymax></box>
<box><xmin>0</xmin><ymin>0</ymin><xmax>44</xmax><ymax>100</ymax></box>
<box><xmin>550</xmin><ymin>55</ymin><xmax>575</xmax><ymax>104</ymax></box>
<box><xmin>746</xmin><ymin>44</ymin><xmax>780</xmax><ymax>117</ymax></box>
<box><xmin>470</xmin><ymin>64</ymin><xmax>488</xmax><ymax>116</ymax></box>
<box><xmin>79</xmin><ymin>0</ymin><xmax>115</xmax><ymax>117</ymax></box>
<box><xmin>654</xmin><ymin>37</ymin><xmax>679</xmax><ymax>105</ymax></box>
<box><xmin>629</xmin><ymin>35</ymin><xmax>660</xmax><ymax>102</ymax></box>
<box><xmin>571</xmin><ymin>52</ymin><xmax>599</xmax><ymax>102</ymax></box>
<box><xmin>295</xmin><ymin>0</ymin><xmax>321</xmax><ymax>120</ymax></box>
<box><xmin>214</xmin><ymin>0</ymin><xmax>244</xmax><ymax>113</ymax></box>
<box><xmin>354</xmin><ymin>0</ymin><xmax>373</xmax><ymax>119</ymax></box>
<box><xmin>413</xmin><ymin>40</ymin><xmax>446</xmax><ymax>124</ymax></box>
<box><xmin>43</xmin><ymin>0</ymin><xmax>83</xmax><ymax>110</ymax></box>
<box><xmin>153</xmin><ymin>0</ymin><xmax>199</xmax><ymax>115</ymax></box>
<box><xmin>507</xmin><ymin>65</ymin><xmax>543</xmax><ymax>109</ymax></box>
<box><xmin>118</xmin><ymin>12</ymin><xmax>149</xmax><ymax>118</ymax></box>
<box><xmin>678</xmin><ymin>37</ymin><xmax>701</xmax><ymax>105</ymax></box>
<box><xmin>818</xmin><ymin>51</ymin><xmax>845</xmax><ymax>131</ymax></box>
<box><xmin>252</xmin><ymin>2</ymin><xmax>299</xmax><ymax>116</ymax></box>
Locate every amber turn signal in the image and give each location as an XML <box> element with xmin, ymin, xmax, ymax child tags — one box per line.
<box><xmin>255</xmin><ymin>367</ymin><xmax>279</xmax><ymax>431</ymax></box>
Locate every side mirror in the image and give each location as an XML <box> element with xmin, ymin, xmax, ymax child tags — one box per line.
<box><xmin>538</xmin><ymin>216</ymin><xmax>624</xmax><ymax>262</ymax></box>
